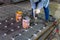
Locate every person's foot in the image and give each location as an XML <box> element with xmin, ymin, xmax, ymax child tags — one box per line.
<box><xmin>49</xmin><ymin>15</ymin><xmax>56</xmax><ymax>22</ymax></box>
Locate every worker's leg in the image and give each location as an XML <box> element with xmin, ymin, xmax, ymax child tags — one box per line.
<box><xmin>31</xmin><ymin>8</ymin><xmax>36</xmax><ymax>19</ymax></box>
<box><xmin>30</xmin><ymin>0</ymin><xmax>36</xmax><ymax>18</ymax></box>
<box><xmin>31</xmin><ymin>8</ymin><xmax>34</xmax><ymax>18</ymax></box>
<box><xmin>31</xmin><ymin>2</ymin><xmax>38</xmax><ymax>19</ymax></box>
<box><xmin>43</xmin><ymin>6</ymin><xmax>49</xmax><ymax>21</ymax></box>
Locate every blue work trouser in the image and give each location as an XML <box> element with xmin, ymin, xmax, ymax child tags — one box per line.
<box><xmin>43</xmin><ymin>6</ymin><xmax>49</xmax><ymax>21</ymax></box>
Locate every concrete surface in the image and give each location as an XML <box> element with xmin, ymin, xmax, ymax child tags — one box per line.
<box><xmin>0</xmin><ymin>1</ymin><xmax>60</xmax><ymax>40</ymax></box>
<box><xmin>54</xmin><ymin>4</ymin><xmax>60</xmax><ymax>34</ymax></box>
<box><xmin>53</xmin><ymin>4</ymin><xmax>60</xmax><ymax>40</ymax></box>
<box><xmin>54</xmin><ymin>4</ymin><xmax>60</xmax><ymax>19</ymax></box>
<box><xmin>0</xmin><ymin>1</ymin><xmax>55</xmax><ymax>40</ymax></box>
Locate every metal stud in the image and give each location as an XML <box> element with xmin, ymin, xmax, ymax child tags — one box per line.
<box><xmin>17</xmin><ymin>26</ymin><xmax>20</xmax><ymax>28</ymax></box>
<box><xmin>3</xmin><ymin>33</ymin><xmax>7</xmax><ymax>36</ymax></box>
<box><xmin>33</xmin><ymin>34</ymin><xmax>37</xmax><ymax>37</ymax></box>
<box><xmin>19</xmin><ymin>33</ymin><xmax>21</xmax><ymax>36</ymax></box>
<box><xmin>25</xmin><ymin>30</ymin><xmax>28</xmax><ymax>32</ymax></box>
<box><xmin>11</xmin><ymin>29</ymin><xmax>14</xmax><ymax>32</ymax></box>
<box><xmin>0</xmin><ymin>22</ymin><xmax>1</xmax><ymax>24</ymax></box>
<box><xmin>4</xmin><ymin>26</ymin><xmax>7</xmax><ymax>28</ymax></box>
<box><xmin>30</xmin><ymin>27</ymin><xmax>33</xmax><ymax>28</ymax></box>
<box><xmin>43</xmin><ymin>27</ymin><xmax>45</xmax><ymax>29</ymax></box>
<box><xmin>28</xmin><ymin>38</ymin><xmax>31</xmax><ymax>40</ymax></box>
<box><xmin>11</xmin><ymin>18</ymin><xmax>13</xmax><ymax>20</ymax></box>
<box><xmin>5</xmin><ymin>20</ymin><xmax>8</xmax><ymax>22</ymax></box>
<box><xmin>38</xmin><ymin>30</ymin><xmax>41</xmax><ymax>32</ymax></box>
<box><xmin>11</xmin><ymin>23</ymin><xmax>14</xmax><ymax>25</ymax></box>
<box><xmin>35</xmin><ymin>23</ymin><xmax>37</xmax><ymax>25</ymax></box>
<box><xmin>11</xmin><ymin>38</ymin><xmax>15</xmax><ymax>40</ymax></box>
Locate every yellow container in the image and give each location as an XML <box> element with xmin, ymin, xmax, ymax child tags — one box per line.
<box><xmin>16</xmin><ymin>11</ymin><xmax>23</xmax><ymax>22</ymax></box>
